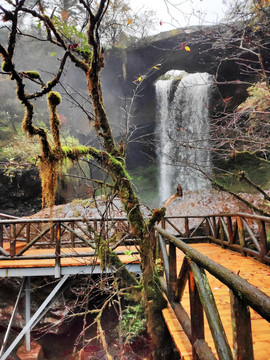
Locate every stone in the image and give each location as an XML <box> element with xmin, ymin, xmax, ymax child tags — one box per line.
<box><xmin>17</xmin><ymin>341</ymin><xmax>44</xmax><ymax>360</ymax></box>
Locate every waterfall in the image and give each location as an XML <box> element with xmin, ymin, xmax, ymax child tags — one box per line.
<box><xmin>155</xmin><ymin>72</ymin><xmax>213</xmax><ymax>203</ymax></box>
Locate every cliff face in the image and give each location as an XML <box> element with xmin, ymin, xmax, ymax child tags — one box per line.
<box><xmin>0</xmin><ymin>167</ymin><xmax>42</xmax><ymax>216</ymax></box>
<box><xmin>103</xmin><ymin>25</ymin><xmax>258</xmax><ymax>168</ymax></box>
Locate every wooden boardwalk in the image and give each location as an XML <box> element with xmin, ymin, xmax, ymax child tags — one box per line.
<box><xmin>0</xmin><ymin>245</ymin><xmax>140</xmax><ymax>277</ymax></box>
<box><xmin>1</xmin><ymin>214</ymin><xmax>270</xmax><ymax>359</ymax></box>
<box><xmin>162</xmin><ymin>243</ymin><xmax>270</xmax><ymax>359</ymax></box>
<box><xmin>0</xmin><ymin>246</ymin><xmax>139</xmax><ymax>269</ymax></box>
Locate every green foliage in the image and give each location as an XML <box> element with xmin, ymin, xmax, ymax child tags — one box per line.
<box><xmin>121</xmin><ymin>303</ymin><xmax>147</xmax><ymax>341</ymax></box>
<box><xmin>71</xmin><ymin>198</ymin><xmax>90</xmax><ymax>207</ymax></box>
<box><xmin>129</xmin><ymin>165</ymin><xmax>159</xmax><ymax>207</ymax></box>
<box><xmin>0</xmin><ymin>132</ymin><xmax>40</xmax><ymax>163</ymax></box>
<box><xmin>53</xmin><ymin>17</ymin><xmax>92</xmax><ymax>55</ymax></box>
<box><xmin>214</xmin><ymin>152</ymin><xmax>270</xmax><ymax>193</ymax></box>
<box><xmin>237</xmin><ymin>82</ymin><xmax>270</xmax><ymax>119</ymax></box>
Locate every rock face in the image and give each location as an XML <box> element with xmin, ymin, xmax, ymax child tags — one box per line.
<box><xmin>0</xmin><ymin>167</ymin><xmax>42</xmax><ymax>217</ymax></box>
<box><xmin>103</xmin><ymin>25</ymin><xmax>256</xmax><ymax>168</ymax></box>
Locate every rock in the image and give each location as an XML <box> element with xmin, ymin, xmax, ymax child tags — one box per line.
<box><xmin>17</xmin><ymin>341</ymin><xmax>45</xmax><ymax>360</ymax></box>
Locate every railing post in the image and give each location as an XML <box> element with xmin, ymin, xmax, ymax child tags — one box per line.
<box><xmin>176</xmin><ymin>257</ymin><xmax>189</xmax><ymax>302</ymax></box>
<box><xmin>10</xmin><ymin>224</ymin><xmax>16</xmax><ymax>257</ymax></box>
<box><xmin>25</xmin><ymin>277</ymin><xmax>31</xmax><ymax>351</ymax></box>
<box><xmin>0</xmin><ymin>223</ymin><xmax>3</xmax><ymax>248</ymax></box>
<box><xmin>161</xmin><ymin>216</ymin><xmax>165</xmax><ymax>230</ymax></box>
<box><xmin>71</xmin><ymin>222</ymin><xmax>75</xmax><ymax>247</ymax></box>
<box><xmin>227</xmin><ymin>216</ymin><xmax>233</xmax><ymax>244</ymax></box>
<box><xmin>55</xmin><ymin>222</ymin><xmax>61</xmax><ymax>278</ymax></box>
<box><xmin>212</xmin><ymin>216</ymin><xmax>217</xmax><ymax>240</ymax></box>
<box><xmin>220</xmin><ymin>218</ymin><xmax>225</xmax><ymax>248</ymax></box>
<box><xmin>189</xmin><ymin>260</ymin><xmax>233</xmax><ymax>360</ymax></box>
<box><xmin>237</xmin><ymin>217</ymin><xmax>246</xmax><ymax>256</ymax></box>
<box><xmin>230</xmin><ymin>290</ymin><xmax>254</xmax><ymax>360</ymax></box>
<box><xmin>259</xmin><ymin>220</ymin><xmax>267</xmax><ymax>260</ymax></box>
<box><xmin>169</xmin><ymin>242</ymin><xmax>177</xmax><ymax>300</ymax></box>
<box><xmin>50</xmin><ymin>225</ymin><xmax>54</xmax><ymax>244</ymax></box>
<box><xmin>26</xmin><ymin>223</ymin><xmax>31</xmax><ymax>243</ymax></box>
<box><xmin>185</xmin><ymin>217</ymin><xmax>189</xmax><ymax>237</ymax></box>
<box><xmin>158</xmin><ymin>234</ymin><xmax>170</xmax><ymax>296</ymax></box>
<box><xmin>205</xmin><ymin>217</ymin><xmax>210</xmax><ymax>241</ymax></box>
<box><xmin>188</xmin><ymin>269</ymin><xmax>204</xmax><ymax>360</ymax></box>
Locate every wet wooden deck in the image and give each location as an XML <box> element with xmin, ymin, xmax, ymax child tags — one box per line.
<box><xmin>162</xmin><ymin>243</ymin><xmax>270</xmax><ymax>359</ymax></box>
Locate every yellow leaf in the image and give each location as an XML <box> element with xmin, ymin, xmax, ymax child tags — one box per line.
<box><xmin>135</xmin><ymin>76</ymin><xmax>142</xmax><ymax>83</ymax></box>
<box><xmin>127</xmin><ymin>19</ymin><xmax>133</xmax><ymax>25</ymax></box>
<box><xmin>185</xmin><ymin>46</ymin><xmax>191</xmax><ymax>52</ymax></box>
<box><xmin>153</xmin><ymin>66</ymin><xmax>159</xmax><ymax>70</ymax></box>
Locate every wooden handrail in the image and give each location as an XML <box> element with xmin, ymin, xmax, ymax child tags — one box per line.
<box><xmin>156</xmin><ymin>225</ymin><xmax>268</xmax><ymax>359</ymax></box>
<box><xmin>0</xmin><ymin>212</ymin><xmax>269</xmax><ymax>263</ymax></box>
<box><xmin>156</xmin><ymin>225</ymin><xmax>270</xmax><ymax>320</ymax></box>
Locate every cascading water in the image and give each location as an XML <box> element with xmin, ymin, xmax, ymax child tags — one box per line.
<box><xmin>155</xmin><ymin>71</ymin><xmax>213</xmax><ymax>203</ymax></box>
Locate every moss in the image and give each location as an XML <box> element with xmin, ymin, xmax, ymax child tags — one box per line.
<box><xmin>25</xmin><ymin>71</ymin><xmax>41</xmax><ymax>79</ymax></box>
<box><xmin>214</xmin><ymin>151</ymin><xmax>270</xmax><ymax>193</ymax></box>
<box><xmin>62</xmin><ymin>145</ymin><xmax>92</xmax><ymax>160</ymax></box>
<box><xmin>1</xmin><ymin>60</ymin><xmax>12</xmax><ymax>72</ymax></box>
<box><xmin>107</xmin><ymin>154</ymin><xmax>131</xmax><ymax>180</ymax></box>
<box><xmin>73</xmin><ymin>210</ymin><xmax>80</xmax><ymax>217</ymax></box>
<box><xmin>38</xmin><ymin>157</ymin><xmax>59</xmax><ymax>208</ymax></box>
<box><xmin>47</xmin><ymin>91</ymin><xmax>62</xmax><ymax>106</ymax></box>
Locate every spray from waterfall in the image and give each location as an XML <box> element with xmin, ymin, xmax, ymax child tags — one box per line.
<box><xmin>155</xmin><ymin>71</ymin><xmax>213</xmax><ymax>203</ymax></box>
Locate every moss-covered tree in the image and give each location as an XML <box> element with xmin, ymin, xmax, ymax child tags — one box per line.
<box><xmin>0</xmin><ymin>1</ymin><xmax>170</xmax><ymax>358</ymax></box>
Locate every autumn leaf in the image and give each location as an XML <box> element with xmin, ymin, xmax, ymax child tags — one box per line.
<box><xmin>69</xmin><ymin>43</ymin><xmax>79</xmax><ymax>50</ymax></box>
<box><xmin>185</xmin><ymin>46</ymin><xmax>191</xmax><ymax>52</ymax></box>
<box><xmin>159</xmin><ymin>20</ymin><xmax>163</xmax><ymax>26</ymax></box>
<box><xmin>127</xmin><ymin>19</ymin><xmax>133</xmax><ymax>25</ymax></box>
<box><xmin>134</xmin><ymin>76</ymin><xmax>142</xmax><ymax>83</ymax></box>
<box><xmin>153</xmin><ymin>64</ymin><xmax>161</xmax><ymax>70</ymax></box>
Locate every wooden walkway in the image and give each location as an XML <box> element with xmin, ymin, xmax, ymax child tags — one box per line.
<box><xmin>1</xmin><ymin>214</ymin><xmax>270</xmax><ymax>359</ymax></box>
<box><xmin>162</xmin><ymin>243</ymin><xmax>270</xmax><ymax>359</ymax></box>
<box><xmin>0</xmin><ymin>245</ymin><xmax>140</xmax><ymax>277</ymax></box>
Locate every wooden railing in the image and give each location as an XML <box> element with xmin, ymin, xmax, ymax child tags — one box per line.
<box><xmin>0</xmin><ymin>217</ymin><xmax>132</xmax><ymax>260</ymax></box>
<box><xmin>156</xmin><ymin>225</ymin><xmax>270</xmax><ymax>360</ymax></box>
<box><xmin>162</xmin><ymin>213</ymin><xmax>270</xmax><ymax>264</ymax></box>
<box><xmin>1</xmin><ymin>212</ymin><xmax>270</xmax><ymax>263</ymax></box>
<box><xmin>1</xmin><ymin>212</ymin><xmax>270</xmax><ymax>357</ymax></box>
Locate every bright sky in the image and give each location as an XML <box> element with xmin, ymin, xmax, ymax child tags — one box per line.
<box><xmin>130</xmin><ymin>0</ymin><xmax>229</xmax><ymax>33</ymax></box>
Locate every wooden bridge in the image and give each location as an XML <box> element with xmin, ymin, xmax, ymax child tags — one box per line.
<box><xmin>0</xmin><ymin>212</ymin><xmax>270</xmax><ymax>359</ymax></box>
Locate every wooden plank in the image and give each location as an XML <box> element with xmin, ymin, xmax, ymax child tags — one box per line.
<box><xmin>0</xmin><ymin>246</ymin><xmax>140</xmax><ymax>268</ymax></box>
<box><xmin>162</xmin><ymin>298</ymin><xmax>193</xmax><ymax>359</ymax></box>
